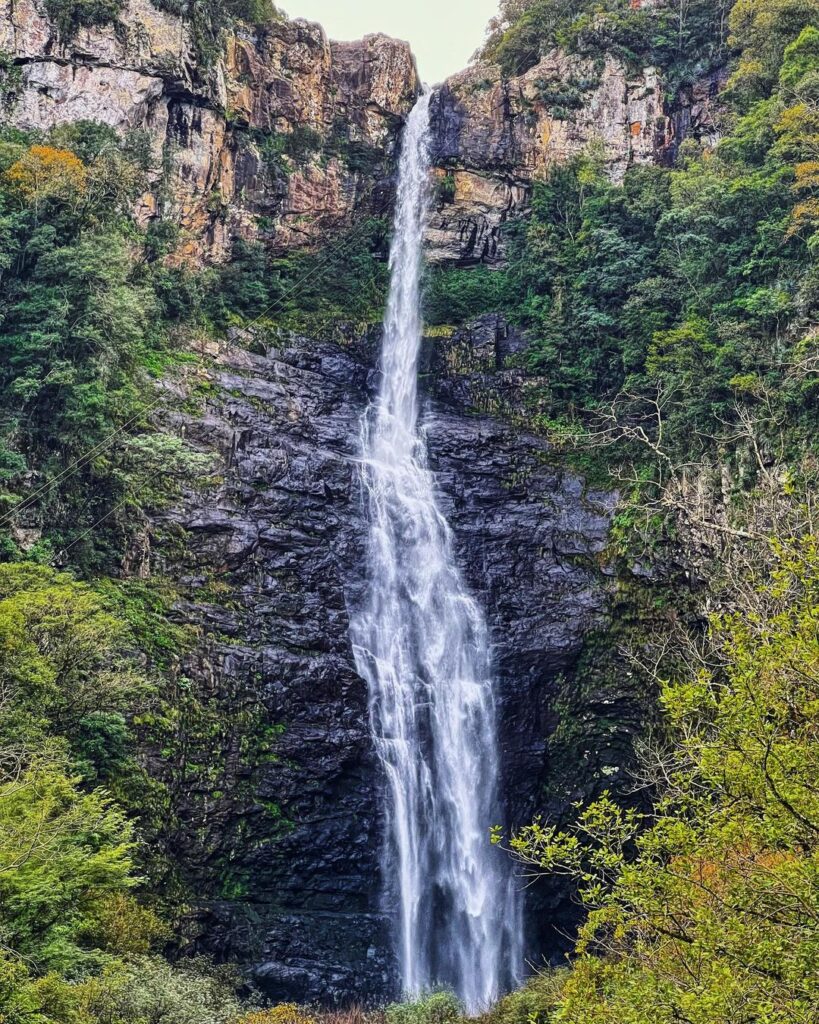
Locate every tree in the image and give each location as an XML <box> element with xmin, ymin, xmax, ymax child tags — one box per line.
<box><xmin>0</xmin><ymin>753</ymin><xmax>140</xmax><ymax>972</ymax></box>
<box><xmin>3</xmin><ymin>147</ymin><xmax>86</xmax><ymax>219</ymax></box>
<box><xmin>728</xmin><ymin>0</ymin><xmax>819</xmax><ymax>104</ymax></box>
<box><xmin>0</xmin><ymin>563</ymin><xmax>150</xmax><ymax>780</ymax></box>
<box><xmin>501</xmin><ymin>536</ymin><xmax>819</xmax><ymax>1023</ymax></box>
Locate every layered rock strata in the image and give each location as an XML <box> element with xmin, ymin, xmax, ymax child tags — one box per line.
<box><xmin>0</xmin><ymin>0</ymin><xmax>419</xmax><ymax>260</ymax></box>
<box><xmin>427</xmin><ymin>51</ymin><xmax>724</xmax><ymax>265</ymax></box>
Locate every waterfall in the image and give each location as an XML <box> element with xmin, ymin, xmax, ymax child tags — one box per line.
<box><xmin>350</xmin><ymin>91</ymin><xmax>522</xmax><ymax>1013</ymax></box>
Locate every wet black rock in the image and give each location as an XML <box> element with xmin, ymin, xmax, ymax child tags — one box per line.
<box><xmin>148</xmin><ymin>321</ymin><xmax>621</xmax><ymax>1003</ymax></box>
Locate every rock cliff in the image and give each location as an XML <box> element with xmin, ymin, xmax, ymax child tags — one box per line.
<box><xmin>427</xmin><ymin>52</ymin><xmax>723</xmax><ymax>264</ymax></box>
<box><xmin>1</xmin><ymin>0</ymin><xmax>418</xmax><ymax>260</ymax></box>
<box><xmin>146</xmin><ymin>321</ymin><xmax>622</xmax><ymax>1002</ymax></box>
<box><xmin>0</xmin><ymin>1</ymin><xmax>723</xmax><ymax>268</ymax></box>
<box><xmin>1</xmin><ymin>1</ymin><xmax>671</xmax><ymax>1002</ymax></box>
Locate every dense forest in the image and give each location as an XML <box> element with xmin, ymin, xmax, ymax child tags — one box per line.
<box><xmin>0</xmin><ymin>0</ymin><xmax>818</xmax><ymax>1022</ymax></box>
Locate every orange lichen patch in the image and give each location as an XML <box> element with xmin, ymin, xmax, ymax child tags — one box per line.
<box><xmin>630</xmin><ymin>121</ymin><xmax>643</xmax><ymax>136</ymax></box>
<box><xmin>3</xmin><ymin>145</ymin><xmax>86</xmax><ymax>204</ymax></box>
<box><xmin>454</xmin><ymin>171</ymin><xmax>475</xmax><ymax>201</ymax></box>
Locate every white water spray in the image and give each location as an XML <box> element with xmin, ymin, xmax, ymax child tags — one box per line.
<box><xmin>350</xmin><ymin>91</ymin><xmax>522</xmax><ymax>1013</ymax></box>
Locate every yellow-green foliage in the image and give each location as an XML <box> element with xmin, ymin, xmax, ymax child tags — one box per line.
<box><xmin>479</xmin><ymin>972</ymin><xmax>567</xmax><ymax>1024</ymax></box>
<box><xmin>0</xmin><ymin>563</ymin><xmax>198</xmax><ymax>1024</ymax></box>
<box><xmin>491</xmin><ymin>3</ymin><xmax>819</xmax><ymax>975</ymax></box>
<box><xmin>0</xmin><ymin>562</ymin><xmax>150</xmax><ymax>765</ymax></box>
<box><xmin>0</xmin><ymin>756</ymin><xmax>139</xmax><ymax>971</ymax></box>
<box><xmin>728</xmin><ymin>0</ymin><xmax>819</xmax><ymax>100</ymax></box>
<box><xmin>385</xmin><ymin>992</ymin><xmax>462</xmax><ymax>1024</ymax></box>
<box><xmin>505</xmin><ymin>537</ymin><xmax>819</xmax><ymax>1023</ymax></box>
<box><xmin>236</xmin><ymin>1005</ymin><xmax>317</xmax><ymax>1024</ymax></box>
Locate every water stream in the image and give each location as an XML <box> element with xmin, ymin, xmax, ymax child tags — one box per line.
<box><xmin>350</xmin><ymin>92</ymin><xmax>522</xmax><ymax>1012</ymax></box>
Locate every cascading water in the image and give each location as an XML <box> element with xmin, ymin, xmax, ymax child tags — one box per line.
<box><xmin>350</xmin><ymin>91</ymin><xmax>522</xmax><ymax>1013</ymax></box>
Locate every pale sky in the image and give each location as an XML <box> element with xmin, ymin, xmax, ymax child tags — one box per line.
<box><xmin>281</xmin><ymin>0</ymin><xmax>500</xmax><ymax>86</ymax></box>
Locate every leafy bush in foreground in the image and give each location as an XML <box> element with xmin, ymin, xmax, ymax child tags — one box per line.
<box><xmin>386</xmin><ymin>992</ymin><xmax>463</xmax><ymax>1024</ymax></box>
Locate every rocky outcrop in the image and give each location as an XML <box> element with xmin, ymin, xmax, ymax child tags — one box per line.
<box><xmin>145</xmin><ymin>320</ymin><xmax>624</xmax><ymax>1002</ymax></box>
<box><xmin>0</xmin><ymin>0</ymin><xmax>419</xmax><ymax>260</ymax></box>
<box><xmin>0</xmin><ymin>0</ymin><xmax>726</xmax><ymax>270</ymax></box>
<box><xmin>149</xmin><ymin>331</ymin><xmax>386</xmax><ymax>1002</ymax></box>
<box><xmin>426</xmin><ymin>48</ymin><xmax>726</xmax><ymax>266</ymax></box>
<box><xmin>426</xmin><ymin>53</ymin><xmax>665</xmax><ymax>265</ymax></box>
<box><xmin>660</xmin><ymin>64</ymin><xmax>729</xmax><ymax>164</ymax></box>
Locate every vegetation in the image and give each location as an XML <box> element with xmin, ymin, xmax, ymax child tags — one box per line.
<box><xmin>149</xmin><ymin>0</ymin><xmax>281</xmax><ymax>64</ymax></box>
<box><xmin>0</xmin><ymin>20</ymin><xmax>392</xmax><ymax>1016</ymax></box>
<box><xmin>0</xmin><ymin>121</ymin><xmax>213</xmax><ymax>567</ymax></box>
<box><xmin>434</xmin><ymin>174</ymin><xmax>457</xmax><ymax>206</ymax></box>
<box><xmin>385</xmin><ymin>992</ymin><xmax>462</xmax><ymax>1024</ymax></box>
<box><xmin>0</xmin><ymin>109</ymin><xmax>303</xmax><ymax>1024</ymax></box>
<box><xmin>0</xmin><ymin>561</ymin><xmax>245</xmax><ymax>1024</ymax></box>
<box><xmin>436</xmin><ymin>0</ymin><xmax>819</xmax><ymax>484</ymax></box>
<box><xmin>44</xmin><ymin>0</ymin><xmax>125</xmax><ymax>39</ymax></box>
<box><xmin>40</xmin><ymin>0</ymin><xmax>281</xmax><ymax>62</ymax></box>
<box><xmin>443</xmin><ymin>1</ymin><xmax>819</xmax><ymax>1021</ymax></box>
<box><xmin>0</xmin><ymin>114</ymin><xmax>389</xmax><ymax>566</ymax></box>
<box><xmin>481</xmin><ymin>0</ymin><xmax>733</xmax><ymax>90</ymax></box>
<box><xmin>1</xmin><ymin>0</ymin><xmax>818</xmax><ymax>1020</ymax></box>
<box><xmin>0</xmin><ymin>52</ymin><xmax>22</xmax><ymax>111</ymax></box>
<box><xmin>209</xmin><ymin>219</ymin><xmax>390</xmax><ymax>337</ymax></box>
<box><xmin>491</xmin><ymin>531</ymin><xmax>819</xmax><ymax>1022</ymax></box>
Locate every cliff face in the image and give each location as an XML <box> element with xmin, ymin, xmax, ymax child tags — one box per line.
<box><xmin>147</xmin><ymin>322</ymin><xmax>618</xmax><ymax>1003</ymax></box>
<box><xmin>1</xmin><ymin>1</ymin><xmax>722</xmax><ymax>269</ymax></box>
<box><xmin>427</xmin><ymin>53</ymin><xmax>723</xmax><ymax>265</ymax></box>
<box><xmin>1</xmin><ymin>0</ymin><xmax>418</xmax><ymax>260</ymax></box>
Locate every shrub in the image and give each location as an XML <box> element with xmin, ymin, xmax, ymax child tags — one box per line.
<box><xmin>81</xmin><ymin>892</ymin><xmax>170</xmax><ymax>955</ymax></box>
<box><xmin>0</xmin><ymin>754</ymin><xmax>137</xmax><ymax>972</ymax></box>
<box><xmin>237</xmin><ymin>1005</ymin><xmax>316</xmax><ymax>1024</ymax></box>
<box><xmin>424</xmin><ymin>267</ymin><xmax>510</xmax><ymax>325</ymax></box>
<box><xmin>325</xmin><ymin>121</ymin><xmax>384</xmax><ymax>176</ymax></box>
<box><xmin>0</xmin><ymin>562</ymin><xmax>148</xmax><ymax>756</ymax></box>
<box><xmin>86</xmin><ymin>956</ymin><xmax>244</xmax><ymax>1024</ymax></box>
<box><xmin>435</xmin><ymin>174</ymin><xmax>457</xmax><ymax>205</ymax></box>
<box><xmin>506</xmin><ymin>537</ymin><xmax>819</xmax><ymax>1022</ymax></box>
<box><xmin>150</xmin><ymin>0</ymin><xmax>280</xmax><ymax>65</ymax></box>
<box><xmin>283</xmin><ymin>126</ymin><xmax>323</xmax><ymax>165</ymax></box>
<box><xmin>44</xmin><ymin>0</ymin><xmax>125</xmax><ymax>39</ymax></box>
<box><xmin>0</xmin><ymin>50</ymin><xmax>22</xmax><ymax>110</ymax></box>
<box><xmin>482</xmin><ymin>0</ymin><xmax>732</xmax><ymax>88</ymax></box>
<box><xmin>49</xmin><ymin>119</ymin><xmax>119</xmax><ymax>163</ymax></box>
<box><xmin>385</xmin><ymin>991</ymin><xmax>463</xmax><ymax>1024</ymax></box>
<box><xmin>479</xmin><ymin>972</ymin><xmax>567</xmax><ymax>1024</ymax></box>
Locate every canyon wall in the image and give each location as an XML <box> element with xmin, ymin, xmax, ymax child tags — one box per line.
<box><xmin>427</xmin><ymin>52</ymin><xmax>725</xmax><ymax>265</ymax></box>
<box><xmin>147</xmin><ymin>322</ymin><xmax>619</xmax><ymax>1002</ymax></box>
<box><xmin>1</xmin><ymin>0</ymin><xmax>722</xmax><ymax>267</ymax></box>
